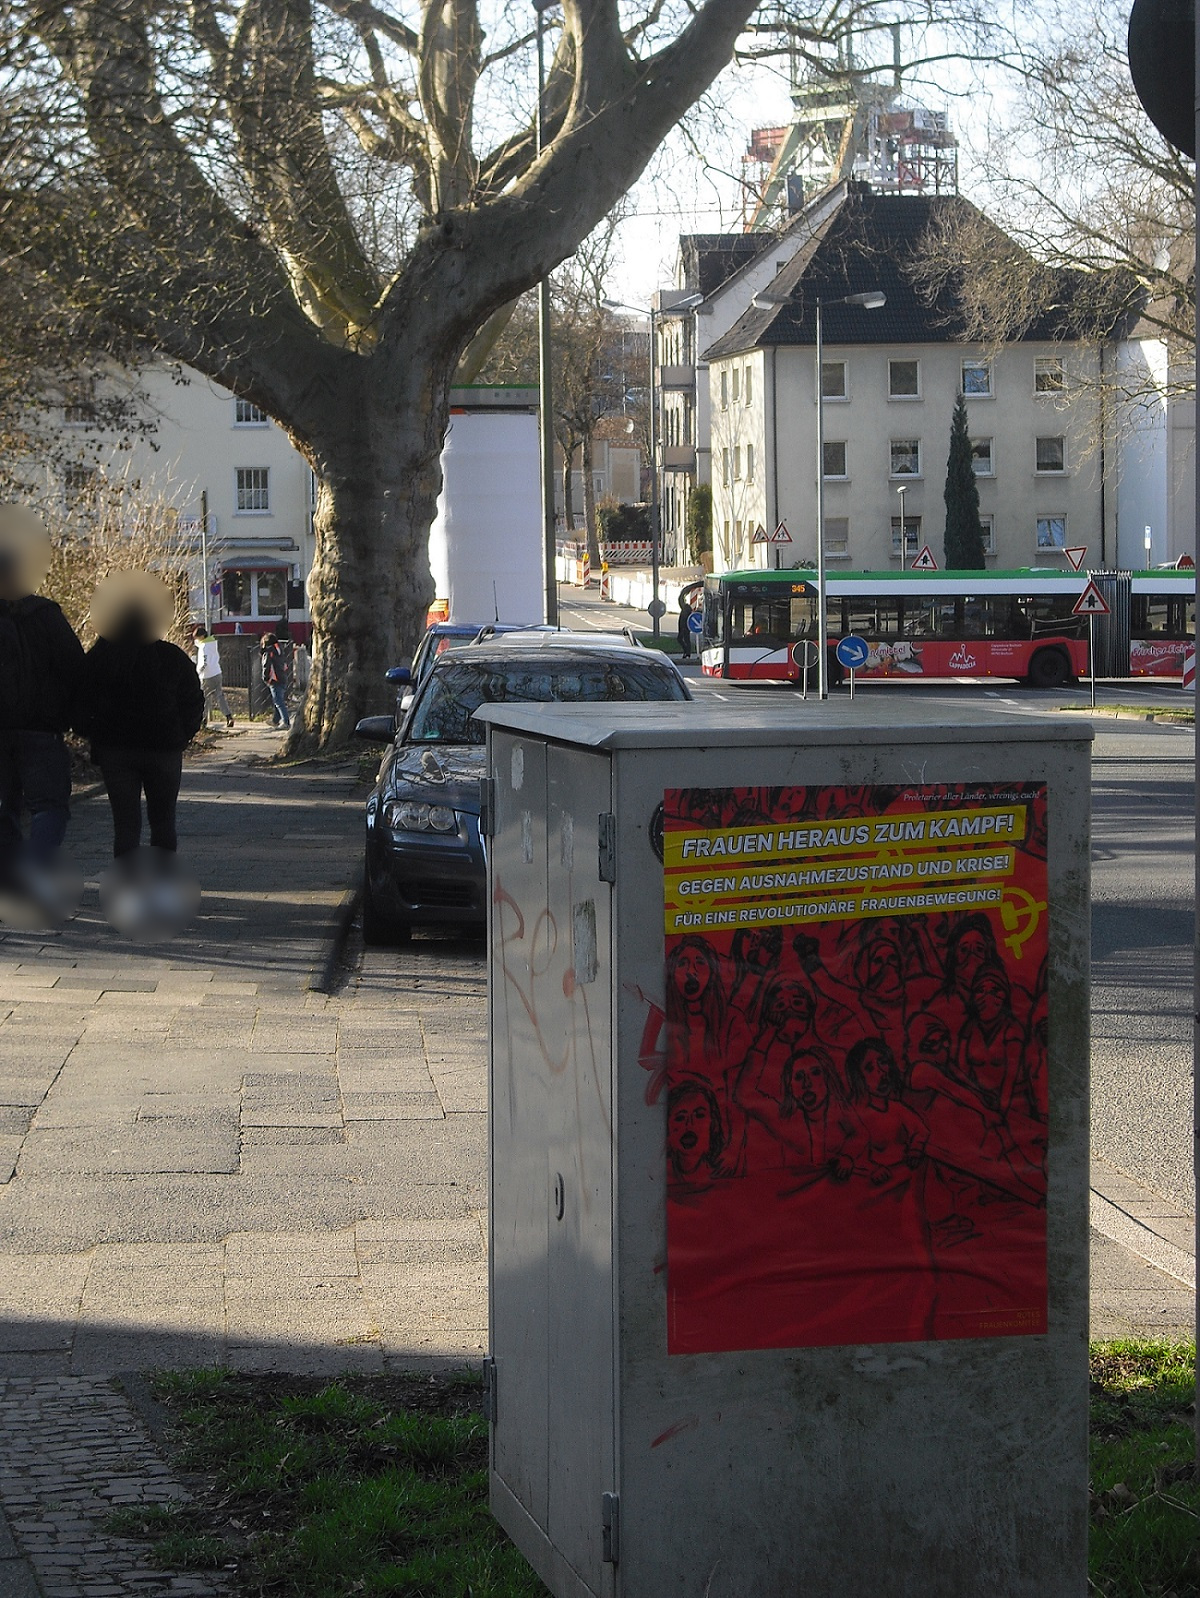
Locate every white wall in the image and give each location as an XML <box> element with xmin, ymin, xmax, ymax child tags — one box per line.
<box><xmin>1115</xmin><ymin>340</ymin><xmax>1170</xmax><ymax>570</ymax></box>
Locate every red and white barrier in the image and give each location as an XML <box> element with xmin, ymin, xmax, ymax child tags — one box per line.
<box><xmin>1182</xmin><ymin>649</ymin><xmax>1195</xmax><ymax>691</ymax></box>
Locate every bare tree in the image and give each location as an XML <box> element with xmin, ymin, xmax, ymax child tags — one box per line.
<box><xmin>907</xmin><ymin>0</ymin><xmax>1193</xmax><ymax>408</ymax></box>
<box><xmin>1</xmin><ymin>0</ymin><xmax>778</xmax><ymax>749</ymax></box>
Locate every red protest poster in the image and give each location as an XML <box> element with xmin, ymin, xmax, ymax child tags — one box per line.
<box><xmin>662</xmin><ymin>783</ymin><xmax>1049</xmax><ymax>1354</ymax></box>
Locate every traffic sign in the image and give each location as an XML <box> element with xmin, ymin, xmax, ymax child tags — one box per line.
<box><xmin>791</xmin><ymin>638</ymin><xmax>819</xmax><ymax>669</ymax></box>
<box><xmin>1072</xmin><ymin>580</ymin><xmax>1111</xmax><ymax>617</ymax></box>
<box><xmin>751</xmin><ymin>524</ymin><xmax>768</xmax><ymax>544</ymax></box>
<box><xmin>835</xmin><ymin>635</ymin><xmax>870</xmax><ymax>670</ymax></box>
<box><xmin>686</xmin><ymin>611</ymin><xmax>703</xmax><ymax>633</ymax></box>
<box><xmin>771</xmin><ymin>520</ymin><xmax>793</xmax><ymax>544</ymax></box>
<box><xmin>1178</xmin><ymin>553</ymin><xmax>1195</xmax><ymax>569</ymax></box>
<box><xmin>1064</xmin><ymin>546</ymin><xmax>1088</xmax><ymax>571</ymax></box>
<box><xmin>910</xmin><ymin>545</ymin><xmax>938</xmax><ymax>571</ymax></box>
<box><xmin>647</xmin><ymin>598</ymin><xmax>668</xmax><ymax>620</ymax></box>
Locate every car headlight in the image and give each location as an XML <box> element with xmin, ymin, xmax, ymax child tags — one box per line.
<box><xmin>382</xmin><ymin>799</ymin><xmax>459</xmax><ymax>834</ymax></box>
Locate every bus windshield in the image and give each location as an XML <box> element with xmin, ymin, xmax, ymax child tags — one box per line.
<box><xmin>714</xmin><ymin>584</ymin><xmax>816</xmax><ymax>645</ymax></box>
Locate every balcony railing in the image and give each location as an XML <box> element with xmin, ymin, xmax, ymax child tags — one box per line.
<box><xmin>658</xmin><ymin>364</ymin><xmax>695</xmax><ymax>391</ymax></box>
<box><xmin>661</xmin><ymin>445</ymin><xmax>696</xmax><ymax>471</ymax></box>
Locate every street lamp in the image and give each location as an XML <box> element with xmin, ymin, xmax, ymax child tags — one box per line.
<box><xmin>896</xmin><ymin>482</ymin><xmax>908</xmax><ymax>571</ymax></box>
<box><xmin>603</xmin><ymin>292</ymin><xmax>703</xmax><ymax>638</ymax></box>
<box><xmin>534</xmin><ymin>0</ymin><xmax>559</xmax><ymax>625</ymax></box>
<box><xmin>814</xmin><ymin>290</ymin><xmax>885</xmax><ymax>697</ymax></box>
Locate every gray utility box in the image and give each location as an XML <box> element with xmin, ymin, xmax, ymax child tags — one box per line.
<box><xmin>480</xmin><ymin>701</ymin><xmax>1091</xmax><ymax>1598</ymax></box>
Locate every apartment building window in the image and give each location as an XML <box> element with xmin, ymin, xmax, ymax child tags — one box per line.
<box><xmin>744</xmin><ymin>366</ymin><xmax>753</xmax><ymax>405</ymax></box>
<box><xmin>235</xmin><ymin>467</ymin><xmax>271</xmax><ymax>512</ymax></box>
<box><xmin>961</xmin><ymin>360</ymin><xmax>992</xmax><ymax>397</ymax></box>
<box><xmin>823</xmin><ymin>517</ymin><xmax>850</xmax><ymax>556</ymax></box>
<box><xmin>731</xmin><ymin>368</ymin><xmax>741</xmax><ymax>404</ymax></box>
<box><xmin>235</xmin><ymin>399</ymin><xmax>269</xmax><ymax>425</ymax></box>
<box><xmin>888</xmin><ymin>359</ymin><xmax>921</xmax><ymax>399</ymax></box>
<box><xmin>971</xmin><ymin>438</ymin><xmax>994</xmax><ymax>476</ymax></box>
<box><xmin>822</xmin><ymin>441</ymin><xmax>847</xmax><ymax>479</ymax></box>
<box><xmin>720</xmin><ymin>369</ymin><xmax>728</xmax><ymax>409</ymax></box>
<box><xmin>63</xmin><ymin>465</ymin><xmax>96</xmax><ymax>498</ymax></box>
<box><xmin>890</xmin><ymin>439</ymin><xmax>921</xmax><ymax>477</ymax></box>
<box><xmin>1035</xmin><ymin>436</ymin><xmax>1066</xmax><ymax>473</ymax></box>
<box><xmin>733</xmin><ymin>445</ymin><xmax>743</xmax><ymax>480</ymax></box>
<box><xmin>979</xmin><ymin>515</ymin><xmax>996</xmax><ymax>555</ymax></box>
<box><xmin>746</xmin><ymin>444</ymin><xmax>755</xmax><ymax>482</ymax></box>
<box><xmin>722</xmin><ymin>448</ymin><xmax>731</xmax><ymax>487</ymax></box>
<box><xmin>1037</xmin><ymin>515</ymin><xmax>1067</xmax><ymax>549</ymax></box>
<box><xmin>1034</xmin><ymin>357</ymin><xmax>1065</xmax><ymax>393</ymax></box>
<box><xmin>890</xmin><ymin>516</ymin><xmax>921</xmax><ymax>557</ymax></box>
<box><xmin>821</xmin><ymin>360</ymin><xmax>848</xmax><ymax>400</ymax></box>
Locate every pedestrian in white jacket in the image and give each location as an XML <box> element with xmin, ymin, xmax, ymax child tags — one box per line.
<box><xmin>193</xmin><ymin>626</ymin><xmax>234</xmax><ymax>728</ymax></box>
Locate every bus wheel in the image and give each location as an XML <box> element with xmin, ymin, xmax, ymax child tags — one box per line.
<box><xmin>1026</xmin><ymin>648</ymin><xmax>1070</xmax><ymax>690</ymax></box>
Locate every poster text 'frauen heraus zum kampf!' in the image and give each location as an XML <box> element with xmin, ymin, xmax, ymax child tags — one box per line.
<box><xmin>662</xmin><ymin>783</ymin><xmax>1049</xmax><ymax>1354</ymax></box>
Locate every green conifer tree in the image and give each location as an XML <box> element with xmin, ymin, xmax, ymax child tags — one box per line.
<box><xmin>943</xmin><ymin>394</ymin><xmax>987</xmax><ymax>569</ymax></box>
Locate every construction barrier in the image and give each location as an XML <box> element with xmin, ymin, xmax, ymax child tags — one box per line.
<box><xmin>1183</xmin><ymin>649</ymin><xmax>1195</xmax><ymax>691</ymax></box>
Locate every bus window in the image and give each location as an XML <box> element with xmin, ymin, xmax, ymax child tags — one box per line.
<box><xmin>1016</xmin><ymin>595</ymin><xmax>1085</xmax><ymax>637</ymax></box>
<box><xmin>898</xmin><ymin>599</ymin><xmax>939</xmax><ymax>638</ymax></box>
<box><xmin>729</xmin><ymin>596</ymin><xmax>794</xmax><ymax>641</ymax></box>
<box><xmin>841</xmin><ymin>599</ymin><xmax>898</xmax><ymax>637</ymax></box>
<box><xmin>1132</xmin><ymin>596</ymin><xmax>1191</xmax><ymax>638</ymax></box>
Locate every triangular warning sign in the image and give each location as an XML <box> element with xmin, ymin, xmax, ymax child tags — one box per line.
<box><xmin>750</xmin><ymin>524</ymin><xmax>768</xmax><ymax>544</ymax></box>
<box><xmin>910</xmin><ymin>545</ymin><xmax>938</xmax><ymax>571</ymax></box>
<box><xmin>1072</xmin><ymin>579</ymin><xmax>1111</xmax><ymax>617</ymax></box>
<box><xmin>771</xmin><ymin>520</ymin><xmax>793</xmax><ymax>544</ymax></box>
<box><xmin>1177</xmin><ymin>553</ymin><xmax>1195</xmax><ymax>569</ymax></box>
<box><xmin>1064</xmin><ymin>546</ymin><xmax>1088</xmax><ymax>571</ymax></box>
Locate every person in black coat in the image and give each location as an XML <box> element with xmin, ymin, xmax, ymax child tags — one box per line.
<box><xmin>0</xmin><ymin>507</ymin><xmax>85</xmax><ymax>878</ymax></box>
<box><xmin>77</xmin><ymin>573</ymin><xmax>205</xmax><ymax>858</ymax></box>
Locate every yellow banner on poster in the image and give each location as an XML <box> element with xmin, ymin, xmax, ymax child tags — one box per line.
<box><xmin>662</xmin><ymin>803</ymin><xmax>1027</xmax><ymax>873</ymax></box>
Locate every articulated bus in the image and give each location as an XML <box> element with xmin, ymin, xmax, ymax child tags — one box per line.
<box><xmin>699</xmin><ymin>567</ymin><xmax>1196</xmax><ymax>688</ymax></box>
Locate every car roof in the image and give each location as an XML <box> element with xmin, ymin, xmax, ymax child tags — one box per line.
<box><xmin>438</xmin><ymin>640</ymin><xmax>673</xmax><ymax>665</ymax></box>
<box><xmin>465</xmin><ymin>626</ymin><xmax>646</xmax><ymax>651</ymax></box>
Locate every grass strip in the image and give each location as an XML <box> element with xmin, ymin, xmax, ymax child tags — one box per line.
<box><xmin>118</xmin><ymin>1368</ymin><xmax>548</xmax><ymax>1596</ymax></box>
<box><xmin>109</xmin><ymin>1348</ymin><xmax>1195</xmax><ymax>1596</ymax></box>
<box><xmin>1089</xmin><ymin>1340</ymin><xmax>1198</xmax><ymax>1598</ymax></box>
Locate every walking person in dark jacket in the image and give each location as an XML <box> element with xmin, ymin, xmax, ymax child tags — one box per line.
<box><xmin>78</xmin><ymin>573</ymin><xmax>205</xmax><ymax>859</ymax></box>
<box><xmin>0</xmin><ymin>507</ymin><xmax>85</xmax><ymax>889</ymax></box>
<box><xmin>259</xmin><ymin>632</ymin><xmax>291</xmax><ymax>730</ymax></box>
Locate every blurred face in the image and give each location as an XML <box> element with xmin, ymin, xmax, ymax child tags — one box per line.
<box><xmin>673</xmin><ymin>947</ymin><xmax>710</xmax><ymax>1005</ymax></box>
<box><xmin>668</xmin><ymin>1091</ymin><xmax>713</xmax><ymax>1174</ymax></box>
<box><xmin>973</xmin><ymin>974</ymin><xmax>1007</xmax><ymax>1026</ymax></box>
<box><xmin>789</xmin><ymin>1055</ymin><xmax>829</xmax><ymax>1115</ymax></box>
<box><xmin>859</xmin><ymin>1046</ymin><xmax>892</xmax><ymax>1099</ymax></box>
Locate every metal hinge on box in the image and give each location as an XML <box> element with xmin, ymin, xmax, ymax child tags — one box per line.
<box><xmin>479</xmin><ymin>779</ymin><xmax>496</xmax><ymax>839</ymax></box>
<box><xmin>598</xmin><ymin>813</ymin><xmax>616</xmax><ymax>883</ymax></box>
<box><xmin>601</xmin><ymin>1491</ymin><xmax>620</xmax><ymax>1563</ymax></box>
<box><xmin>482</xmin><ymin>1356</ymin><xmax>497</xmax><ymax>1425</ymax></box>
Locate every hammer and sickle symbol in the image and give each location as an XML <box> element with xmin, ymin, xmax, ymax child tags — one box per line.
<box><xmin>1000</xmin><ymin>888</ymin><xmax>1047</xmax><ymax>960</ymax></box>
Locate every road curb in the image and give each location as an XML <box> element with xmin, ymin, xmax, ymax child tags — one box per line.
<box><xmin>309</xmin><ymin>883</ymin><xmax>361</xmax><ymax>995</ymax></box>
<box><xmin>1089</xmin><ymin>1158</ymin><xmax>1196</xmax><ymax>1289</ymax></box>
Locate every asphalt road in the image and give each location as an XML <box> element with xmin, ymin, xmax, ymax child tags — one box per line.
<box><xmin>558</xmin><ymin>589</ymin><xmax>1196</xmax><ymax>1213</ymax></box>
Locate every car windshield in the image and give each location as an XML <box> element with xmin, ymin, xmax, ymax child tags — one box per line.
<box><xmin>405</xmin><ymin>657</ymin><xmax>688</xmax><ymax>745</ymax></box>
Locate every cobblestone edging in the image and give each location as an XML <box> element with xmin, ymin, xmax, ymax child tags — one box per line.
<box><xmin>0</xmin><ymin>1377</ymin><xmax>229</xmax><ymax>1598</ymax></box>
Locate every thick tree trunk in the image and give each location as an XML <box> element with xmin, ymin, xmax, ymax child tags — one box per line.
<box><xmin>289</xmin><ymin>367</ymin><xmax>450</xmax><ymax>753</ymax></box>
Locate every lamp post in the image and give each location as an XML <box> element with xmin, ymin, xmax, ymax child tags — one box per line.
<box><xmin>814</xmin><ymin>290</ymin><xmax>885</xmax><ymax>697</ymax></box>
<box><xmin>603</xmin><ymin>293</ymin><xmax>702</xmax><ymax>638</ymax></box>
<box><xmin>534</xmin><ymin>0</ymin><xmax>558</xmax><ymax>625</ymax></box>
<box><xmin>896</xmin><ymin>482</ymin><xmax>908</xmax><ymax>571</ymax></box>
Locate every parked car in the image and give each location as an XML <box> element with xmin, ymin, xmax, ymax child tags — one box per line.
<box><xmin>387</xmin><ymin>621</ymin><xmax>547</xmax><ymax>713</ymax></box>
<box><xmin>356</xmin><ymin>637</ymin><xmax>691</xmax><ymax>943</ymax></box>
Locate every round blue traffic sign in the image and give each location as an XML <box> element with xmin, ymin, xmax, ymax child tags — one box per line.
<box><xmin>835</xmin><ymin>634</ymin><xmax>870</xmax><ymax>670</ymax></box>
<box><xmin>686</xmin><ymin>612</ymin><xmax>703</xmax><ymax>633</ymax></box>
